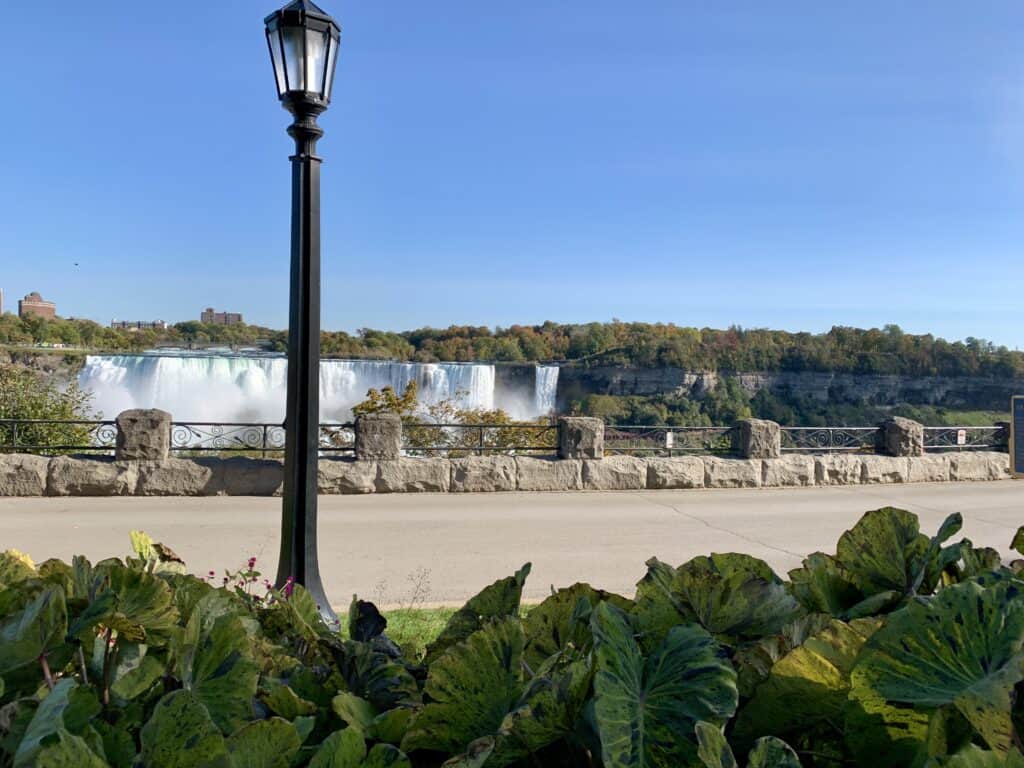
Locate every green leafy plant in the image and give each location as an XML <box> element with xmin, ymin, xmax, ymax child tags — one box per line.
<box><xmin>1</xmin><ymin>508</ymin><xmax>1024</xmax><ymax>768</ymax></box>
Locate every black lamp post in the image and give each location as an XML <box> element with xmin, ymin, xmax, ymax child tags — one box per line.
<box><xmin>264</xmin><ymin>0</ymin><xmax>341</xmax><ymax>625</ymax></box>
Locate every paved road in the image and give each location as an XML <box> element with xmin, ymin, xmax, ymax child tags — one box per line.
<box><xmin>2</xmin><ymin>482</ymin><xmax>1021</xmax><ymax>607</ymax></box>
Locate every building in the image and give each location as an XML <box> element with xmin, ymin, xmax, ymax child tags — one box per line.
<box><xmin>111</xmin><ymin>320</ymin><xmax>168</xmax><ymax>331</ymax></box>
<box><xmin>201</xmin><ymin>307</ymin><xmax>243</xmax><ymax>325</ymax></box>
<box><xmin>18</xmin><ymin>292</ymin><xmax>56</xmax><ymax>320</ymax></box>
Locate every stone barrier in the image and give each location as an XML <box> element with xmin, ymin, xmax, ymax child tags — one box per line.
<box><xmin>1</xmin><ymin>410</ymin><xmax>1014</xmax><ymax>496</ymax></box>
<box><xmin>3</xmin><ymin>449</ymin><xmax>1010</xmax><ymax>497</ymax></box>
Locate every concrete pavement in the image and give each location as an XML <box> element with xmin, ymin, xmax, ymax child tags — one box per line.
<box><xmin>1</xmin><ymin>481</ymin><xmax>1021</xmax><ymax>607</ymax></box>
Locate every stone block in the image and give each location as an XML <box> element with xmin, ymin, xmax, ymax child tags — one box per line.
<box><xmin>220</xmin><ymin>457</ymin><xmax>283</xmax><ymax>496</ymax></box>
<box><xmin>949</xmin><ymin>452</ymin><xmax>992</xmax><ymax>482</ymax></box>
<box><xmin>137</xmin><ymin>458</ymin><xmax>220</xmax><ymax>496</ymax></box>
<box><xmin>704</xmin><ymin>457</ymin><xmax>761</xmax><ymax>488</ymax></box>
<box><xmin>376</xmin><ymin>458</ymin><xmax>450</xmax><ymax>493</ymax></box>
<box><xmin>0</xmin><ymin>454</ymin><xmax>49</xmax><ymax>496</ymax></box>
<box><xmin>878</xmin><ymin>417</ymin><xmax>924</xmax><ymax>457</ymax></box>
<box><xmin>906</xmin><ymin>455</ymin><xmax>950</xmax><ymax>483</ymax></box>
<box><xmin>860</xmin><ymin>455</ymin><xmax>908</xmax><ymax>484</ymax></box>
<box><xmin>355</xmin><ymin>413</ymin><xmax>402</xmax><ymax>461</ymax></box>
<box><xmin>762</xmin><ymin>455</ymin><xmax>815</xmax><ymax>487</ymax></box>
<box><xmin>319</xmin><ymin>458</ymin><xmax>377</xmax><ymax>494</ymax></box>
<box><xmin>48</xmin><ymin>456</ymin><xmax>139</xmax><ymax>496</ymax></box>
<box><xmin>451</xmin><ymin>455</ymin><xmax>517</xmax><ymax>493</ymax></box>
<box><xmin>582</xmin><ymin>456</ymin><xmax>647</xmax><ymax>490</ymax></box>
<box><xmin>646</xmin><ymin>457</ymin><xmax>705</xmax><ymax>490</ymax></box>
<box><xmin>115</xmin><ymin>409</ymin><xmax>171</xmax><ymax>461</ymax></box>
<box><xmin>558</xmin><ymin>417</ymin><xmax>604</xmax><ymax>459</ymax></box>
<box><xmin>515</xmin><ymin>457</ymin><xmax>582</xmax><ymax>491</ymax></box>
<box><xmin>815</xmin><ymin>455</ymin><xmax>863</xmax><ymax>486</ymax></box>
<box><xmin>985</xmin><ymin>451</ymin><xmax>1012</xmax><ymax>480</ymax></box>
<box><xmin>733</xmin><ymin>419</ymin><xmax>781</xmax><ymax>459</ymax></box>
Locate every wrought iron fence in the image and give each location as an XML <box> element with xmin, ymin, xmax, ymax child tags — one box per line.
<box><xmin>923</xmin><ymin>426</ymin><xmax>1007</xmax><ymax>452</ymax></box>
<box><xmin>401</xmin><ymin>423</ymin><xmax>558</xmax><ymax>457</ymax></box>
<box><xmin>170</xmin><ymin>423</ymin><xmax>355</xmax><ymax>456</ymax></box>
<box><xmin>780</xmin><ymin>427</ymin><xmax>879</xmax><ymax>453</ymax></box>
<box><xmin>0</xmin><ymin>419</ymin><xmax>116</xmax><ymax>454</ymax></box>
<box><xmin>604</xmin><ymin>425</ymin><xmax>735</xmax><ymax>456</ymax></box>
<box><xmin>0</xmin><ymin>418</ymin><xmax>1010</xmax><ymax>457</ymax></box>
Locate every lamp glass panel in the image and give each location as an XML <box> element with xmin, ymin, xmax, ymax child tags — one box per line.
<box><xmin>268</xmin><ymin>29</ymin><xmax>287</xmax><ymax>96</ymax></box>
<box><xmin>305</xmin><ymin>28</ymin><xmax>328</xmax><ymax>97</ymax></box>
<box><xmin>324</xmin><ymin>33</ymin><xmax>339</xmax><ymax>100</ymax></box>
<box><xmin>282</xmin><ymin>26</ymin><xmax>305</xmax><ymax>91</ymax></box>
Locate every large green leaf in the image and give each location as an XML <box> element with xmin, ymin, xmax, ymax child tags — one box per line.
<box><xmin>139</xmin><ymin>690</ymin><xmax>230</xmax><ymax>768</ymax></box>
<box><xmin>322</xmin><ymin>638</ymin><xmax>421</xmax><ymax>711</ymax></box>
<box><xmin>853</xmin><ymin>580</ymin><xmax>1024</xmax><ymax>752</ymax></box>
<box><xmin>591</xmin><ymin>602</ymin><xmax>738</xmax><ymax>768</ymax></box>
<box><xmin>0</xmin><ymin>585</ymin><xmax>67</xmax><ymax>677</ymax></box>
<box><xmin>0</xmin><ymin>551</ymin><xmax>37</xmax><ymax>587</ymax></box>
<box><xmin>69</xmin><ymin>564</ymin><xmax>178</xmax><ymax>645</ymax></box>
<box><xmin>695</xmin><ymin>721</ymin><xmax>738</xmax><ymax>768</ymax></box>
<box><xmin>309</xmin><ymin>728</ymin><xmax>365</xmax><ymax>768</ymax></box>
<box><xmin>403</xmin><ymin>617</ymin><xmax>525</xmax><ymax>755</ymax></box>
<box><xmin>225</xmin><ymin>718</ymin><xmax>301</xmax><ymax>768</ymax></box>
<box><xmin>634</xmin><ymin>553</ymin><xmax>801</xmax><ymax>645</ymax></box>
<box><xmin>13</xmin><ymin>679</ymin><xmax>77</xmax><ymax>768</ymax></box>
<box><xmin>175</xmin><ymin>612</ymin><xmax>260</xmax><ymax>734</ymax></box>
<box><xmin>425</xmin><ymin>564</ymin><xmax>531</xmax><ymax>663</ymax></box>
<box><xmin>491</xmin><ymin>655</ymin><xmax>594</xmax><ymax>767</ymax></box>
<box><xmin>522</xmin><ymin>583</ymin><xmax>631</xmax><ymax>669</ymax></box>
<box><xmin>835</xmin><ymin>507</ymin><xmax>930</xmax><ymax>595</ymax></box>
<box><xmin>747</xmin><ymin>737</ymin><xmax>802</xmax><ymax>767</ymax></box>
<box><xmin>31</xmin><ymin>730</ymin><xmax>109</xmax><ymax>767</ymax></box>
<box><xmin>734</xmin><ymin>618</ymin><xmax>880</xmax><ymax>745</ymax></box>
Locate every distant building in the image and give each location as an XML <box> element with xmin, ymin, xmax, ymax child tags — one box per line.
<box><xmin>18</xmin><ymin>292</ymin><xmax>56</xmax><ymax>320</ymax></box>
<box><xmin>201</xmin><ymin>307</ymin><xmax>243</xmax><ymax>325</ymax></box>
<box><xmin>111</xmin><ymin>320</ymin><xmax>168</xmax><ymax>331</ymax></box>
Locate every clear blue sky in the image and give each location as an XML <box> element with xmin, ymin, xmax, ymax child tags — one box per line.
<box><xmin>2</xmin><ymin>1</ymin><xmax>1023</xmax><ymax>346</ymax></box>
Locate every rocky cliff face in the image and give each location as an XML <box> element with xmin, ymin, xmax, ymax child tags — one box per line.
<box><xmin>556</xmin><ymin>366</ymin><xmax>1024</xmax><ymax>411</ymax></box>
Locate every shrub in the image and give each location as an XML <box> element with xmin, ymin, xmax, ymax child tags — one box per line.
<box><xmin>1</xmin><ymin>509</ymin><xmax>1023</xmax><ymax>767</ymax></box>
<box><xmin>0</xmin><ymin>364</ymin><xmax>98</xmax><ymax>453</ymax></box>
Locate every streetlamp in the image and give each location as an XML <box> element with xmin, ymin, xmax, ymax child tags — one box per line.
<box><xmin>264</xmin><ymin>0</ymin><xmax>341</xmax><ymax>625</ymax></box>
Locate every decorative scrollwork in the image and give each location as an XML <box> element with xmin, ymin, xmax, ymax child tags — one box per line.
<box><xmin>780</xmin><ymin>427</ymin><xmax>878</xmax><ymax>453</ymax></box>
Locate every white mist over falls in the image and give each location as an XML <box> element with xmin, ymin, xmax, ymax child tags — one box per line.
<box><xmin>77</xmin><ymin>353</ymin><xmax>560</xmax><ymax>423</ymax></box>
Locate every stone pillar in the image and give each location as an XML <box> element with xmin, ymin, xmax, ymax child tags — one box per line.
<box><xmin>355</xmin><ymin>413</ymin><xmax>402</xmax><ymax>460</ymax></box>
<box><xmin>732</xmin><ymin>418</ymin><xmax>781</xmax><ymax>459</ymax></box>
<box><xmin>558</xmin><ymin>417</ymin><xmax>604</xmax><ymax>459</ymax></box>
<box><xmin>115</xmin><ymin>409</ymin><xmax>172</xmax><ymax>461</ymax></box>
<box><xmin>995</xmin><ymin>421</ymin><xmax>1011</xmax><ymax>452</ymax></box>
<box><xmin>878</xmin><ymin>417</ymin><xmax>924</xmax><ymax>457</ymax></box>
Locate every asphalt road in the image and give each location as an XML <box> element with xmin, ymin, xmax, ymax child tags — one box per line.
<box><xmin>2</xmin><ymin>482</ymin><xmax>1021</xmax><ymax>607</ymax></box>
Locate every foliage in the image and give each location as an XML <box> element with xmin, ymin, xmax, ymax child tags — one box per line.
<box><xmin>0</xmin><ymin>363</ymin><xmax>98</xmax><ymax>452</ymax></box>
<box><xmin>4</xmin><ymin>312</ymin><xmax>1021</xmax><ymax>378</ymax></box>
<box><xmin>3</xmin><ymin>511</ymin><xmax>1024</xmax><ymax>768</ymax></box>
<box><xmin>351</xmin><ymin>383</ymin><xmax>556</xmax><ymax>456</ymax></box>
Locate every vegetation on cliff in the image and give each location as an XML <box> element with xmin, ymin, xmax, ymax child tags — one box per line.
<box><xmin>2</xmin><ymin>313</ymin><xmax>1021</xmax><ymax>378</ymax></box>
<box><xmin>2</xmin><ymin>509</ymin><xmax>1024</xmax><ymax>767</ymax></box>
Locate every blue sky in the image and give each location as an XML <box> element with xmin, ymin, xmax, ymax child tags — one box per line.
<box><xmin>2</xmin><ymin>1</ymin><xmax>1023</xmax><ymax>346</ymax></box>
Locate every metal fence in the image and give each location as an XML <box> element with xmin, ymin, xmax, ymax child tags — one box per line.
<box><xmin>923</xmin><ymin>426</ymin><xmax>1006</xmax><ymax>452</ymax></box>
<box><xmin>780</xmin><ymin>427</ymin><xmax>879</xmax><ymax>453</ymax></box>
<box><xmin>604</xmin><ymin>426</ymin><xmax>735</xmax><ymax>456</ymax></box>
<box><xmin>0</xmin><ymin>418</ymin><xmax>1010</xmax><ymax>457</ymax></box>
<box><xmin>401</xmin><ymin>423</ymin><xmax>559</xmax><ymax>457</ymax></box>
<box><xmin>0</xmin><ymin>419</ymin><xmax>355</xmax><ymax>457</ymax></box>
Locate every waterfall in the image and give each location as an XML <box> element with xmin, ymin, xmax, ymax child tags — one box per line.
<box><xmin>77</xmin><ymin>353</ymin><xmax>559</xmax><ymax>422</ymax></box>
<box><xmin>534</xmin><ymin>365</ymin><xmax>559</xmax><ymax>416</ymax></box>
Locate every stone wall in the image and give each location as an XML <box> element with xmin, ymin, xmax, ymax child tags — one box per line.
<box><xmin>2</xmin><ymin>409</ymin><xmax>1013</xmax><ymax>497</ymax></box>
<box><xmin>1</xmin><ymin>450</ymin><xmax>1011</xmax><ymax>497</ymax></box>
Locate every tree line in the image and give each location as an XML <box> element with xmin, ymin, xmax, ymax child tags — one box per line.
<box><xmin>1</xmin><ymin>313</ymin><xmax>1020</xmax><ymax>378</ymax></box>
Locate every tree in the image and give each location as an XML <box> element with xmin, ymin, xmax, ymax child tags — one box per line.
<box><xmin>0</xmin><ymin>365</ymin><xmax>99</xmax><ymax>453</ymax></box>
